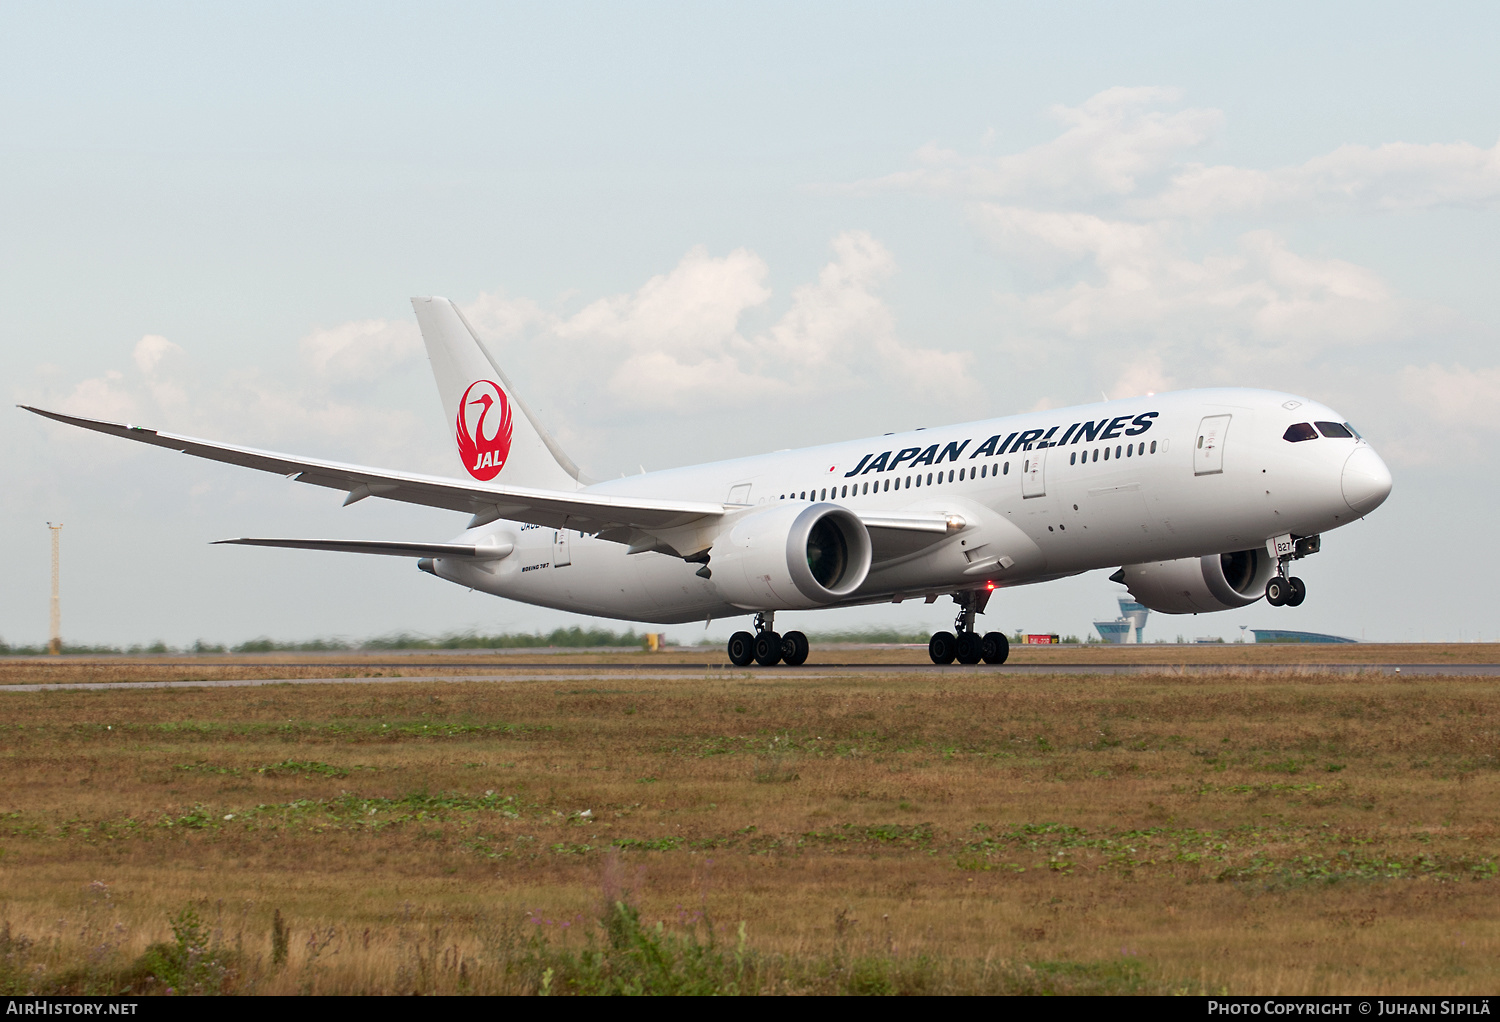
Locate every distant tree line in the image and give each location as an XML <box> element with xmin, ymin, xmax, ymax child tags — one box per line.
<box><xmin>0</xmin><ymin>625</ymin><xmax>1101</xmax><ymax>655</ymax></box>
<box><xmin>0</xmin><ymin>626</ymin><xmax>654</xmax><ymax>655</ymax></box>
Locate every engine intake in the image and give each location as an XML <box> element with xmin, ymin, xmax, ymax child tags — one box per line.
<box><xmin>708</xmin><ymin>502</ymin><xmax>873</xmax><ymax>610</ymax></box>
<box><xmin>1115</xmin><ymin>548</ymin><xmax>1275</xmax><ymax>614</ymax></box>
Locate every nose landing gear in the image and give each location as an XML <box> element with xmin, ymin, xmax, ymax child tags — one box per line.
<box><xmin>1264</xmin><ymin>537</ymin><xmax>1309</xmax><ymax>607</ymax></box>
<box><xmin>1266</xmin><ymin>575</ymin><xmax>1307</xmax><ymax>607</ymax></box>
<box><xmin>727</xmin><ymin>612</ymin><xmax>809</xmax><ymax>667</ymax></box>
<box><xmin>928</xmin><ymin>591</ymin><xmax>1010</xmax><ymax>665</ymax></box>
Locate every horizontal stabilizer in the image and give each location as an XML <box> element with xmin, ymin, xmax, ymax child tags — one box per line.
<box><xmin>213</xmin><ymin>538</ymin><xmax>514</xmax><ymax>559</ymax></box>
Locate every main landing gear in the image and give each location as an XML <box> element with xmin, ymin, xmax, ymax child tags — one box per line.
<box><xmin>727</xmin><ymin>612</ymin><xmax>809</xmax><ymax>667</ymax></box>
<box><xmin>928</xmin><ymin>591</ymin><xmax>1009</xmax><ymax>665</ymax></box>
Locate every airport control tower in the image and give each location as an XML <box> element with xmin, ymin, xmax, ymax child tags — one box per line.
<box><xmin>1095</xmin><ymin>596</ymin><xmax>1150</xmax><ymax>644</ymax></box>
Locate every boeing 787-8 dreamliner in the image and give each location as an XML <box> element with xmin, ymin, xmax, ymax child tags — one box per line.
<box><xmin>24</xmin><ymin>297</ymin><xmax>1392</xmax><ymax>666</ymax></box>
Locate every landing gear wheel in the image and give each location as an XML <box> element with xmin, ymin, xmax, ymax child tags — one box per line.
<box><xmin>929</xmin><ymin>631</ymin><xmax>958</xmax><ymax>665</ymax></box>
<box><xmin>781</xmin><ymin>630</ymin><xmax>810</xmax><ymax>666</ymax></box>
<box><xmin>753</xmin><ymin>631</ymin><xmax>783</xmax><ymax>666</ymax></box>
<box><xmin>955</xmin><ymin>632</ymin><xmax>982</xmax><ymax>664</ymax></box>
<box><xmin>1285</xmin><ymin>577</ymin><xmax>1306</xmax><ymax>607</ymax></box>
<box><xmin>727</xmin><ymin>630</ymin><xmax>755</xmax><ymax>666</ymax></box>
<box><xmin>1265</xmin><ymin>576</ymin><xmax>1289</xmax><ymax>607</ymax></box>
<box><xmin>980</xmin><ymin>631</ymin><xmax>1010</xmax><ymax>665</ymax></box>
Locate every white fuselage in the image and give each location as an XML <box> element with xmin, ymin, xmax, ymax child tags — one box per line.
<box><xmin>431</xmin><ymin>388</ymin><xmax>1388</xmax><ymax>624</ymax></box>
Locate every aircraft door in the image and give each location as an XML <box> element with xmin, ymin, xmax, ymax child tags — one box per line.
<box><xmin>1194</xmin><ymin>415</ymin><xmax>1231</xmax><ymax>476</ymax></box>
<box><xmin>553</xmin><ymin>529</ymin><xmax>572</xmax><ymax>567</ymax></box>
<box><xmin>1022</xmin><ymin>451</ymin><xmax>1047</xmax><ymax>498</ymax></box>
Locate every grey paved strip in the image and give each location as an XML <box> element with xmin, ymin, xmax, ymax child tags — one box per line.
<box><xmin>3</xmin><ymin>663</ymin><xmax>1499</xmax><ymax>692</ymax></box>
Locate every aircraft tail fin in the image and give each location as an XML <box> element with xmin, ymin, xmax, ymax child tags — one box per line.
<box><xmin>411</xmin><ymin>296</ymin><xmax>586</xmax><ymax>491</ymax></box>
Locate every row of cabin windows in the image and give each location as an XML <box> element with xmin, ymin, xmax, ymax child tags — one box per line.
<box><xmin>779</xmin><ymin>460</ymin><xmax>1014</xmax><ymax>501</ymax></box>
<box><xmin>1068</xmin><ymin>440</ymin><xmax>1157</xmax><ymax>465</ymax></box>
<box><xmin>777</xmin><ymin>438</ymin><xmax>1161</xmax><ymax>501</ymax></box>
<box><xmin>1284</xmin><ymin>421</ymin><xmax>1359</xmax><ymax>443</ymax></box>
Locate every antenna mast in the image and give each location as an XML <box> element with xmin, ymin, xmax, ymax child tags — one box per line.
<box><xmin>47</xmin><ymin>522</ymin><xmax>63</xmax><ymax>656</ymax></box>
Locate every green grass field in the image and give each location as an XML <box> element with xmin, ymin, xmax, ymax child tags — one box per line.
<box><xmin>0</xmin><ymin>652</ymin><xmax>1496</xmax><ymax>994</ymax></box>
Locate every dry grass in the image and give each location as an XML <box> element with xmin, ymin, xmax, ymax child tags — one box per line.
<box><xmin>1</xmin><ymin>668</ymin><xmax>1497</xmax><ymax>994</ymax></box>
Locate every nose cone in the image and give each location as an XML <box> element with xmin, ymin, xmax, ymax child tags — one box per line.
<box><xmin>1342</xmin><ymin>447</ymin><xmax>1392</xmax><ymax>516</ymax></box>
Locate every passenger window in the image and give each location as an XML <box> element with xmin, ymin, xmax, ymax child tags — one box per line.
<box><xmin>1003</xmin><ymin>462</ymin><xmax>1010</xmax><ymax>475</ymax></box>
<box><xmin>841</xmin><ymin>485</ymin><xmax>847</xmax><ymax>498</ymax></box>
<box><xmin>1115</xmin><ymin>445</ymin><xmax>1122</xmax><ymax>459</ymax></box>
<box><xmin>906</xmin><ymin>476</ymin><xmax>911</xmax><ymax>488</ymax></box>
<box><xmin>1315</xmin><ymin>421</ymin><xmax>1352</xmax><ymax>438</ymax></box>
<box><xmin>1283</xmin><ymin>423</ymin><xmax>1318</xmax><ymax>442</ymax></box>
<box><xmin>1125</xmin><ymin>445</ymin><xmax>1132</xmax><ymax>458</ymax></box>
<box><xmin>1150</xmin><ymin>440</ymin><xmax>1156</xmax><ymax>454</ymax></box>
<box><xmin>1070</xmin><ymin>452</ymin><xmax>1076</xmax><ymax>465</ymax></box>
<box><xmin>800</xmin><ymin>491</ymin><xmax>806</xmax><ymax>500</ymax></box>
<box><xmin>1104</xmin><ymin>447</ymin><xmax>1110</xmax><ymax>461</ymax></box>
<box><xmin>958</xmin><ymin>468</ymin><xmax>965</xmax><ymax>481</ymax></box>
<box><xmin>820</xmin><ymin>489</ymin><xmax>826</xmax><ymax>500</ymax></box>
<box><xmin>981</xmin><ymin>464</ymin><xmax>987</xmax><ymax>478</ymax></box>
<box><xmin>949</xmin><ymin>469</ymin><xmax>955</xmax><ymax>482</ymax></box>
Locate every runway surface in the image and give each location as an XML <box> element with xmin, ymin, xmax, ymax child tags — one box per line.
<box><xmin>4</xmin><ymin>661</ymin><xmax>1499</xmax><ymax>692</ymax></box>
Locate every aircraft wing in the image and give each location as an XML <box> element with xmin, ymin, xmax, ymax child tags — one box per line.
<box><xmin>213</xmin><ymin>538</ymin><xmax>514</xmax><ymax>559</ymax></box>
<box><xmin>21</xmin><ymin>406</ymin><xmax>724</xmax><ymax>533</ymax></box>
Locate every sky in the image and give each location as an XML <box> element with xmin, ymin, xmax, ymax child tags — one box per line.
<box><xmin>3</xmin><ymin>2</ymin><xmax>1498</xmax><ymax>647</ymax></box>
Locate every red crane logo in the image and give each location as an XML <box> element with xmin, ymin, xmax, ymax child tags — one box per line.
<box><xmin>456</xmin><ymin>380</ymin><xmax>513</xmax><ymax>481</ymax></box>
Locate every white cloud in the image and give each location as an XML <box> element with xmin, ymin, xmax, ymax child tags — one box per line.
<box><xmin>979</xmin><ymin>206</ymin><xmax>1408</xmax><ymax>364</ymax></box>
<box><xmin>132</xmin><ymin>334</ymin><xmax>180</xmax><ymax>375</ymax></box>
<box><xmin>864</xmin><ymin>87</ymin><xmax>1500</xmax><ymax>220</ymax></box>
<box><xmin>858</xmin><ymin>87</ymin><xmax>1222</xmax><ymax>204</ymax></box>
<box><xmin>463</xmin><ymin>232</ymin><xmax>973</xmax><ymax>414</ymax></box>
<box><xmin>1139</xmin><ymin>138</ymin><xmax>1500</xmax><ymax>219</ymax></box>
<box><xmin>299</xmin><ymin>318</ymin><xmax>422</xmax><ymax>380</ymax></box>
<box><xmin>1400</xmin><ymin>363</ymin><xmax>1500</xmax><ymax>432</ymax></box>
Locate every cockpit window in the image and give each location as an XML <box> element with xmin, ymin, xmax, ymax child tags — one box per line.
<box><xmin>1344</xmin><ymin>422</ymin><xmax>1362</xmax><ymax>438</ymax></box>
<box><xmin>1315</xmin><ymin>421</ymin><xmax>1352</xmax><ymax>438</ymax></box>
<box><xmin>1283</xmin><ymin>422</ymin><xmax>1318</xmax><ymax>442</ymax></box>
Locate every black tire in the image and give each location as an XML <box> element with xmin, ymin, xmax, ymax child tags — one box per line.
<box><xmin>727</xmin><ymin>630</ymin><xmax>755</xmax><ymax>666</ymax></box>
<box><xmin>781</xmin><ymin>630</ymin><xmax>810</xmax><ymax>666</ymax></box>
<box><xmin>929</xmin><ymin>631</ymin><xmax>958</xmax><ymax>665</ymax></box>
<box><xmin>1286</xmin><ymin>576</ymin><xmax>1306</xmax><ymax>607</ymax></box>
<box><xmin>754</xmin><ymin>631</ymin><xmax>783</xmax><ymax>666</ymax></box>
<box><xmin>1265</xmin><ymin>576</ymin><xmax>1288</xmax><ymax>607</ymax></box>
<box><xmin>955</xmin><ymin>632</ymin><xmax>982</xmax><ymax>664</ymax></box>
<box><xmin>981</xmin><ymin>631</ymin><xmax>1010</xmax><ymax>665</ymax></box>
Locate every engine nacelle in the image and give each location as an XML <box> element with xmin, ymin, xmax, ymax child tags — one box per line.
<box><xmin>708</xmin><ymin>502</ymin><xmax>873</xmax><ymax>610</ymax></box>
<box><xmin>1117</xmin><ymin>548</ymin><xmax>1275</xmax><ymax>614</ymax></box>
